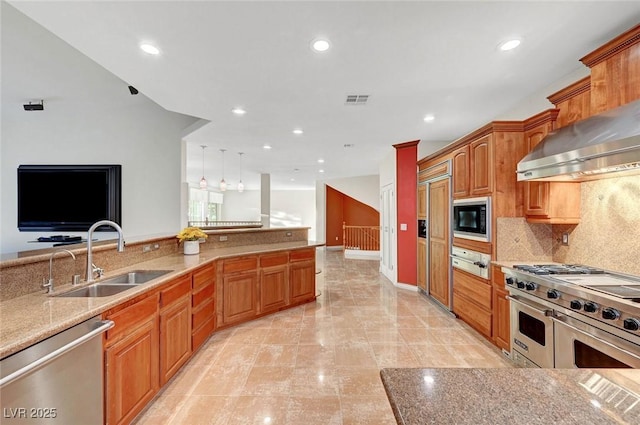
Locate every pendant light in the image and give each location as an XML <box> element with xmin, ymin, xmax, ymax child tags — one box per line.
<box><xmin>237</xmin><ymin>152</ymin><xmax>245</xmax><ymax>193</ymax></box>
<box><xmin>219</xmin><ymin>148</ymin><xmax>227</xmax><ymax>191</ymax></box>
<box><xmin>199</xmin><ymin>145</ymin><xmax>208</xmax><ymax>189</ymax></box>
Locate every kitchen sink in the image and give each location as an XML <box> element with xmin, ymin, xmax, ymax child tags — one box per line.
<box><xmin>56</xmin><ymin>284</ymin><xmax>138</xmax><ymax>298</ymax></box>
<box><xmin>100</xmin><ymin>270</ymin><xmax>173</xmax><ymax>284</ymax></box>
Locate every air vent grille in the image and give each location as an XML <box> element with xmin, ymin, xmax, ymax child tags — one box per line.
<box><xmin>345</xmin><ymin>95</ymin><xmax>369</xmax><ymax>105</ymax></box>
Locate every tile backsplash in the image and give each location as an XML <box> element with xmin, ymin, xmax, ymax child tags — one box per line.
<box><xmin>552</xmin><ymin>176</ymin><xmax>640</xmax><ymax>275</ymax></box>
<box><xmin>496</xmin><ymin>217</ymin><xmax>553</xmax><ymax>262</ymax></box>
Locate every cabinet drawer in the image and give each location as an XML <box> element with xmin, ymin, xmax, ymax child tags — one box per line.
<box><xmin>260</xmin><ymin>252</ymin><xmax>288</xmax><ymax>268</ymax></box>
<box><xmin>290</xmin><ymin>248</ymin><xmax>314</xmax><ymax>262</ymax></box>
<box><xmin>192</xmin><ymin>298</ymin><xmax>215</xmax><ymax>330</ymax></box>
<box><xmin>453</xmin><ymin>269</ymin><xmax>491</xmax><ymax>310</ymax></box>
<box><xmin>192</xmin><ymin>281</ymin><xmax>215</xmax><ymax>308</ymax></box>
<box><xmin>192</xmin><ymin>317</ymin><xmax>215</xmax><ymax>352</ymax></box>
<box><xmin>193</xmin><ymin>264</ymin><xmax>215</xmax><ymax>290</ymax></box>
<box><xmin>160</xmin><ymin>275</ymin><xmax>191</xmax><ymax>308</ymax></box>
<box><xmin>223</xmin><ymin>256</ymin><xmax>257</xmax><ymax>274</ymax></box>
<box><xmin>453</xmin><ymin>292</ymin><xmax>492</xmax><ymax>337</ymax></box>
<box><xmin>104</xmin><ymin>294</ymin><xmax>158</xmax><ymax>342</ymax></box>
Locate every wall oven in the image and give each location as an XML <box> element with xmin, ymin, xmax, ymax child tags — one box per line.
<box><xmin>452</xmin><ymin>196</ymin><xmax>490</xmax><ymax>242</ymax></box>
<box><xmin>418</xmin><ymin>219</ymin><xmax>426</xmax><ymax>239</ymax></box>
<box><xmin>507</xmin><ymin>293</ymin><xmax>555</xmax><ymax>368</ymax></box>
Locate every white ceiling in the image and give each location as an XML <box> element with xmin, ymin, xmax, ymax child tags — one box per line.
<box><xmin>9</xmin><ymin>1</ymin><xmax>640</xmax><ymax>190</ymax></box>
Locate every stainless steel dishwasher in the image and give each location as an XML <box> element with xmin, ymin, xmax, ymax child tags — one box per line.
<box><xmin>1</xmin><ymin>316</ymin><xmax>113</xmax><ymax>424</ymax></box>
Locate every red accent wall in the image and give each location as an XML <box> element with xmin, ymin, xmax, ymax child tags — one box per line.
<box><xmin>326</xmin><ymin>185</ymin><xmax>379</xmax><ymax>247</ymax></box>
<box><xmin>394</xmin><ymin>140</ymin><xmax>418</xmax><ymax>285</ymax></box>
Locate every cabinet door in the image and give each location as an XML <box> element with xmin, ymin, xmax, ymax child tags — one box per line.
<box><xmin>417</xmin><ymin>184</ymin><xmax>427</xmax><ymax>219</ymax></box>
<box><xmin>222</xmin><ymin>272</ymin><xmax>258</xmax><ymax>325</ymax></box>
<box><xmin>524</xmin><ymin>126</ymin><xmax>551</xmax><ymax>216</ymax></box>
<box><xmin>290</xmin><ymin>260</ymin><xmax>316</xmax><ymax>304</ymax></box>
<box><xmin>452</xmin><ymin>145</ymin><xmax>470</xmax><ymax>198</ymax></box>
<box><xmin>493</xmin><ymin>285</ymin><xmax>510</xmax><ymax>352</ymax></box>
<box><xmin>417</xmin><ymin>239</ymin><xmax>427</xmax><ymax>291</ymax></box>
<box><xmin>160</xmin><ymin>295</ymin><xmax>191</xmax><ymax>385</ymax></box>
<box><xmin>470</xmin><ymin>135</ymin><xmax>493</xmax><ymax>196</ymax></box>
<box><xmin>260</xmin><ymin>265</ymin><xmax>289</xmax><ymax>313</ymax></box>
<box><xmin>428</xmin><ymin>179</ymin><xmax>450</xmax><ymax>307</ymax></box>
<box><xmin>105</xmin><ymin>318</ymin><xmax>159</xmax><ymax>425</ymax></box>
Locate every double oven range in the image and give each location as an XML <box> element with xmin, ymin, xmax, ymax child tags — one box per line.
<box><xmin>503</xmin><ymin>264</ymin><xmax>640</xmax><ymax>368</ymax></box>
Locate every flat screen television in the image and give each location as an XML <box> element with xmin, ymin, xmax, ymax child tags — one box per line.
<box><xmin>18</xmin><ymin>164</ymin><xmax>122</xmax><ymax>232</ymax></box>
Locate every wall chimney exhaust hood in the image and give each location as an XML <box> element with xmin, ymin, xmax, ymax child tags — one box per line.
<box><xmin>517</xmin><ymin>99</ymin><xmax>640</xmax><ymax>182</ymax></box>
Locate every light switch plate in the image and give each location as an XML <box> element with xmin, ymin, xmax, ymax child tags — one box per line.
<box><xmin>400</xmin><ymin>223</ymin><xmax>407</xmax><ymax>231</ymax></box>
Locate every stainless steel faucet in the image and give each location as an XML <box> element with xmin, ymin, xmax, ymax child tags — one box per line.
<box><xmin>43</xmin><ymin>249</ymin><xmax>76</xmax><ymax>294</ymax></box>
<box><xmin>86</xmin><ymin>220</ymin><xmax>125</xmax><ymax>283</ymax></box>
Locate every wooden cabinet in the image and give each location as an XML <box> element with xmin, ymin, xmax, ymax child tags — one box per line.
<box><xmin>523</xmin><ymin>111</ymin><xmax>580</xmax><ymax>224</ymax></box>
<box><xmin>259</xmin><ymin>253</ymin><xmax>289</xmax><ymax>314</ymax></box>
<box><xmin>159</xmin><ymin>275</ymin><xmax>191</xmax><ymax>385</ymax></box>
<box><xmin>104</xmin><ymin>295</ymin><xmax>159</xmax><ymax>425</ymax></box>
<box><xmin>491</xmin><ymin>265</ymin><xmax>510</xmax><ymax>352</ymax></box>
<box><xmin>191</xmin><ymin>264</ymin><xmax>216</xmax><ymax>351</ymax></box>
<box><xmin>221</xmin><ymin>256</ymin><xmax>258</xmax><ymax>325</ymax></box>
<box><xmin>417</xmin><ymin>183</ymin><xmax>427</xmax><ymax>219</ymax></box>
<box><xmin>452</xmin><ymin>135</ymin><xmax>493</xmax><ymax>198</ymax></box>
<box><xmin>290</xmin><ymin>249</ymin><xmax>316</xmax><ymax>304</ymax></box>
<box><xmin>417</xmin><ymin>238</ymin><xmax>426</xmax><ymax>291</ymax></box>
<box><xmin>453</xmin><ymin>269</ymin><xmax>492</xmax><ymax>339</ymax></box>
<box><xmin>452</xmin><ymin>145</ymin><xmax>470</xmax><ymax>198</ymax></box>
<box><xmin>428</xmin><ymin>178</ymin><xmax>450</xmax><ymax>307</ymax></box>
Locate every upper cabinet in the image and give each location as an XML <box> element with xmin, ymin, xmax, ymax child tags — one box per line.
<box><xmin>522</xmin><ymin>110</ymin><xmax>581</xmax><ymax>224</ymax></box>
<box><xmin>452</xmin><ymin>134</ymin><xmax>494</xmax><ymax>199</ymax></box>
<box><xmin>417</xmin><ymin>183</ymin><xmax>427</xmax><ymax>219</ymax></box>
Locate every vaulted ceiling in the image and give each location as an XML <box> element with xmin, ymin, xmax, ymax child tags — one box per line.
<box><xmin>9</xmin><ymin>1</ymin><xmax>640</xmax><ymax>190</ymax></box>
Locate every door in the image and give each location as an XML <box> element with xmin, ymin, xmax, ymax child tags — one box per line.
<box><xmin>428</xmin><ymin>178</ymin><xmax>451</xmax><ymax>309</ymax></box>
<box><xmin>380</xmin><ymin>184</ymin><xmax>395</xmax><ymax>282</ymax></box>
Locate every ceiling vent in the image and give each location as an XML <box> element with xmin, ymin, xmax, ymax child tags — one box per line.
<box><xmin>345</xmin><ymin>95</ymin><xmax>369</xmax><ymax>105</ymax></box>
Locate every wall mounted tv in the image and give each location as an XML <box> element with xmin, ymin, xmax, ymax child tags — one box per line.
<box><xmin>18</xmin><ymin>164</ymin><xmax>122</xmax><ymax>232</ymax></box>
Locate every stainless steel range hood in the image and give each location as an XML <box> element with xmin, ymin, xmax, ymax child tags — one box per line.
<box><xmin>517</xmin><ymin>99</ymin><xmax>640</xmax><ymax>182</ymax></box>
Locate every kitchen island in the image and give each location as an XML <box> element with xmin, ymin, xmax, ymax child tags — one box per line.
<box><xmin>381</xmin><ymin>367</ymin><xmax>640</xmax><ymax>425</ymax></box>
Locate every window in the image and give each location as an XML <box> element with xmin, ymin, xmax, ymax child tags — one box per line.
<box><xmin>188</xmin><ymin>188</ymin><xmax>223</xmax><ymax>225</ymax></box>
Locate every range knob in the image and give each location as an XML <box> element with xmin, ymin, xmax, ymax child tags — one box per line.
<box><xmin>547</xmin><ymin>289</ymin><xmax>560</xmax><ymax>299</ymax></box>
<box><xmin>506</xmin><ymin>277</ymin><xmax>515</xmax><ymax>286</ymax></box>
<box><xmin>525</xmin><ymin>282</ymin><xmax>537</xmax><ymax>291</ymax></box>
<box><xmin>602</xmin><ymin>308</ymin><xmax>620</xmax><ymax>320</ymax></box>
<box><xmin>623</xmin><ymin>318</ymin><xmax>640</xmax><ymax>331</ymax></box>
<box><xmin>570</xmin><ymin>300</ymin><xmax>583</xmax><ymax>310</ymax></box>
<box><xmin>516</xmin><ymin>280</ymin><xmax>525</xmax><ymax>289</ymax></box>
<box><xmin>583</xmin><ymin>302</ymin><xmax>599</xmax><ymax>313</ymax></box>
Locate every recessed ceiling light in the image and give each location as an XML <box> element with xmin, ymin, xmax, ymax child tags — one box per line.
<box><xmin>319</xmin><ymin>169</ymin><xmax>325</xmax><ymax>173</ymax></box>
<box><xmin>290</xmin><ymin>178</ymin><xmax>295</xmax><ymax>182</ymax></box>
<box><xmin>140</xmin><ymin>43</ymin><xmax>160</xmax><ymax>55</ymax></box>
<box><xmin>317</xmin><ymin>159</ymin><xmax>324</xmax><ymax>164</ymax></box>
<box><xmin>231</xmin><ymin>107</ymin><xmax>246</xmax><ymax>115</ymax></box>
<box><xmin>499</xmin><ymin>39</ymin><xmax>521</xmax><ymax>51</ymax></box>
<box><xmin>293</xmin><ymin>129</ymin><xmax>303</xmax><ymax>135</ymax></box>
<box><xmin>263</xmin><ymin>144</ymin><xmax>272</xmax><ymax>150</ymax></box>
<box><xmin>423</xmin><ymin>114</ymin><xmax>435</xmax><ymax>123</ymax></box>
<box><xmin>311</xmin><ymin>38</ymin><xmax>330</xmax><ymax>52</ymax></box>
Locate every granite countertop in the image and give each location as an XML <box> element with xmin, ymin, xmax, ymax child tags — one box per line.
<box><xmin>381</xmin><ymin>368</ymin><xmax>640</xmax><ymax>425</ymax></box>
<box><xmin>0</xmin><ymin>240</ymin><xmax>322</xmax><ymax>359</ymax></box>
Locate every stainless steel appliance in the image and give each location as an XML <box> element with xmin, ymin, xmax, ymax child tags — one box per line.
<box><xmin>0</xmin><ymin>316</ymin><xmax>114</xmax><ymax>424</ymax></box>
<box><xmin>452</xmin><ymin>196</ymin><xmax>490</xmax><ymax>242</ymax></box>
<box><xmin>507</xmin><ymin>291</ymin><xmax>554</xmax><ymax>368</ymax></box>
<box><xmin>451</xmin><ymin>246</ymin><xmax>490</xmax><ymax>280</ymax></box>
<box><xmin>504</xmin><ymin>264</ymin><xmax>640</xmax><ymax>368</ymax></box>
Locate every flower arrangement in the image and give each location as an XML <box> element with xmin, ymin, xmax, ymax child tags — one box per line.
<box><xmin>176</xmin><ymin>227</ymin><xmax>208</xmax><ymax>243</ymax></box>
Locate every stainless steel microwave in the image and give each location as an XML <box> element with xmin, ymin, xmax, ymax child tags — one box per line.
<box><xmin>452</xmin><ymin>196</ymin><xmax>491</xmax><ymax>242</ymax></box>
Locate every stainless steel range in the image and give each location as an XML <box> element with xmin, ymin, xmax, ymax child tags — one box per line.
<box><xmin>503</xmin><ymin>264</ymin><xmax>640</xmax><ymax>369</ymax></box>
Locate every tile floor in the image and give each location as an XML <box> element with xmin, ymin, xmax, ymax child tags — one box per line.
<box><xmin>134</xmin><ymin>249</ymin><xmax>512</xmax><ymax>425</ymax></box>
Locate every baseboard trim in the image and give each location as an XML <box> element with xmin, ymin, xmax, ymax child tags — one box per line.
<box><xmin>344</xmin><ymin>250</ymin><xmax>379</xmax><ymax>260</ymax></box>
<box><xmin>394</xmin><ymin>281</ymin><xmax>418</xmax><ymax>292</ymax></box>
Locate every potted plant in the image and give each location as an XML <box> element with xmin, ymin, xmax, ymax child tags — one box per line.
<box><xmin>177</xmin><ymin>227</ymin><xmax>208</xmax><ymax>255</ymax></box>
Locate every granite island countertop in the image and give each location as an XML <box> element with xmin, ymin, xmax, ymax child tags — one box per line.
<box><xmin>0</xmin><ymin>240</ymin><xmax>323</xmax><ymax>359</ymax></box>
<box><xmin>381</xmin><ymin>368</ymin><xmax>640</xmax><ymax>425</ymax></box>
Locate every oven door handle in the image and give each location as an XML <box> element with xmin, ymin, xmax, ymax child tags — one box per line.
<box><xmin>551</xmin><ymin>316</ymin><xmax>640</xmax><ymax>362</ymax></box>
<box><xmin>506</xmin><ymin>295</ymin><xmax>553</xmax><ymax>316</ymax></box>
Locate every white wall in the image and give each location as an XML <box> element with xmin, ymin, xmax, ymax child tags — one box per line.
<box><xmin>221</xmin><ymin>189</ymin><xmax>317</xmax><ymax>241</ymax></box>
<box><xmin>1</xmin><ymin>3</ymin><xmax>198</xmax><ymax>253</ymax></box>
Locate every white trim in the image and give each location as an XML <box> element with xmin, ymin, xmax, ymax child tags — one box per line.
<box><xmin>326</xmin><ymin>246</ymin><xmax>343</xmax><ymax>251</ymax></box>
<box><xmin>344</xmin><ymin>249</ymin><xmax>379</xmax><ymax>260</ymax></box>
<box><xmin>394</xmin><ymin>282</ymin><xmax>419</xmax><ymax>292</ymax></box>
